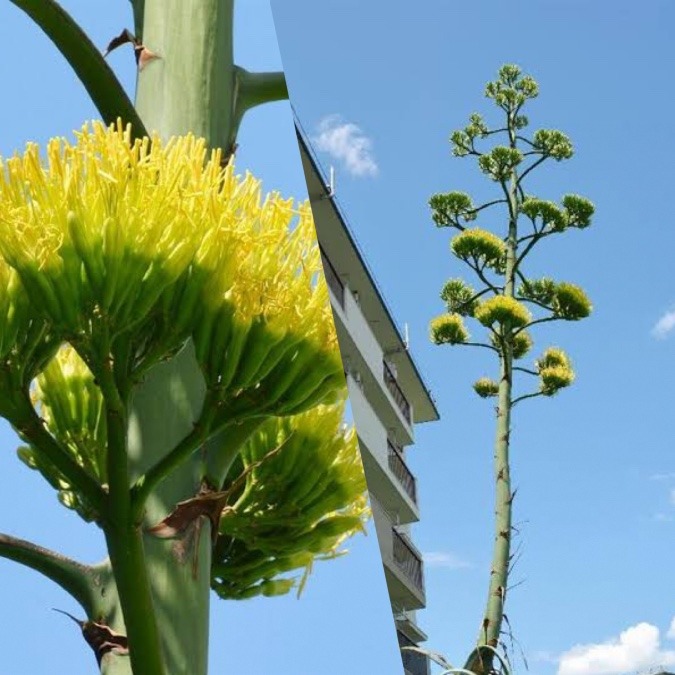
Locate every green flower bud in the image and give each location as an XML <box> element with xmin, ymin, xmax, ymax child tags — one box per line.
<box><xmin>532</xmin><ymin>129</ymin><xmax>573</xmax><ymax>160</ymax></box>
<box><xmin>539</xmin><ymin>365</ymin><xmax>575</xmax><ymax>396</ymax></box>
<box><xmin>440</xmin><ymin>279</ymin><xmax>479</xmax><ymax>316</ymax></box>
<box><xmin>562</xmin><ymin>194</ymin><xmax>594</xmax><ymax>228</ymax></box>
<box><xmin>553</xmin><ymin>283</ymin><xmax>592</xmax><ymax>320</ymax></box>
<box><xmin>473</xmin><ymin>377</ymin><xmax>499</xmax><ymax>398</ymax></box>
<box><xmin>520</xmin><ymin>198</ymin><xmax>568</xmax><ymax>231</ymax></box>
<box><xmin>451</xmin><ymin>228</ymin><xmax>506</xmax><ymax>271</ymax></box>
<box><xmin>518</xmin><ymin>277</ymin><xmax>557</xmax><ymax>306</ymax></box>
<box><xmin>429</xmin><ymin>191</ymin><xmax>476</xmax><ymax>227</ymax></box>
<box><xmin>430</xmin><ymin>314</ymin><xmax>469</xmax><ymax>345</ymax></box>
<box><xmin>475</xmin><ymin>296</ymin><xmax>532</xmax><ymax>329</ymax></box>
<box><xmin>478</xmin><ymin>146</ymin><xmax>523</xmax><ymax>181</ymax></box>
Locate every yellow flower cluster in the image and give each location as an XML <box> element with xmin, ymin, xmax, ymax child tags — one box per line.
<box><xmin>212</xmin><ymin>398</ymin><xmax>369</xmax><ymax>599</ymax></box>
<box><xmin>0</xmin><ymin>121</ymin><xmax>341</xmax><ymax>416</ymax></box>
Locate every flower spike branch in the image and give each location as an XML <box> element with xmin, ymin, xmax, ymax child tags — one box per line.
<box><xmin>8</xmin><ymin>0</ymin><xmax>147</xmax><ymax>139</ymax></box>
<box><xmin>427</xmin><ymin>65</ymin><xmax>594</xmax><ymax>674</ymax></box>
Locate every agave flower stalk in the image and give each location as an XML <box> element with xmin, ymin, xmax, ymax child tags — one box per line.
<box><xmin>0</xmin><ymin>123</ymin><xmax>362</xmax><ymax>675</ymax></box>
<box><xmin>0</xmin><ymin>3</ymin><xmax>362</xmax><ymax>673</ymax></box>
<box><xmin>429</xmin><ymin>65</ymin><xmax>594</xmax><ymax>674</ymax></box>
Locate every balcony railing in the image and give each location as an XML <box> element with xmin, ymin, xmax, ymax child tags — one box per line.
<box><xmin>319</xmin><ymin>247</ymin><xmax>344</xmax><ymax>308</ymax></box>
<box><xmin>397</xmin><ymin>631</ymin><xmax>429</xmax><ymax>675</ymax></box>
<box><xmin>387</xmin><ymin>440</ymin><xmax>417</xmax><ymax>504</ymax></box>
<box><xmin>383</xmin><ymin>360</ymin><xmax>411</xmax><ymax>424</ymax></box>
<box><xmin>392</xmin><ymin>529</ymin><xmax>424</xmax><ymax>595</ymax></box>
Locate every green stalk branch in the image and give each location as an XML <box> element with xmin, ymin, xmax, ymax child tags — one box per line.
<box><xmin>513</xmin><ymin>366</ymin><xmax>538</xmax><ymax>376</ymax></box>
<box><xmin>16</xmin><ymin>396</ymin><xmax>107</xmax><ymax>519</ymax></box>
<box><xmin>8</xmin><ymin>0</ymin><xmax>148</xmax><ymax>139</ymax></box>
<box><xmin>130</xmin><ymin>400</ymin><xmax>217</xmax><ymax>523</ymax></box>
<box><xmin>235</xmin><ymin>67</ymin><xmax>289</xmax><ymax>112</ymax></box>
<box><xmin>204</xmin><ymin>417</ymin><xmax>267</xmax><ymax>489</ymax></box>
<box><xmin>512</xmin><ymin>391</ymin><xmax>544</xmax><ymax>406</ymax></box>
<box><xmin>0</xmin><ymin>533</ymin><xmax>96</xmax><ymax>615</ymax></box>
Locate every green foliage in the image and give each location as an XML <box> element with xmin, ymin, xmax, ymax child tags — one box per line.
<box><xmin>451</xmin><ymin>228</ymin><xmax>506</xmax><ymax>271</ymax></box>
<box><xmin>475</xmin><ymin>296</ymin><xmax>531</xmax><ymax>329</ymax></box>
<box><xmin>478</xmin><ymin>146</ymin><xmax>523</xmax><ymax>182</ymax></box>
<box><xmin>532</xmin><ymin>129</ymin><xmax>573</xmax><ymax>160</ymax></box>
<box><xmin>440</xmin><ymin>279</ymin><xmax>479</xmax><ymax>316</ymax></box>
<box><xmin>429</xmin><ymin>191</ymin><xmax>477</xmax><ymax>227</ymax></box>
<box><xmin>473</xmin><ymin>377</ymin><xmax>499</xmax><ymax>398</ymax></box>
<box><xmin>430</xmin><ymin>314</ymin><xmax>469</xmax><ymax>345</ymax></box>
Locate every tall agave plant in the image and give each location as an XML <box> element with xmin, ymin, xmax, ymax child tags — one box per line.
<box><xmin>427</xmin><ymin>65</ymin><xmax>594</xmax><ymax>674</ymax></box>
<box><xmin>0</xmin><ymin>3</ymin><xmax>368</xmax><ymax>674</ymax></box>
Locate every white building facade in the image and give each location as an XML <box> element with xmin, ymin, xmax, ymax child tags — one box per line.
<box><xmin>296</xmin><ymin>125</ymin><xmax>439</xmax><ymax>675</ymax></box>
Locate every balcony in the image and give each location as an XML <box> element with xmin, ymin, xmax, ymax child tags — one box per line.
<box><xmin>393</xmin><ymin>530</ymin><xmax>424</xmax><ymax>595</ymax></box>
<box><xmin>387</xmin><ymin>440</ymin><xmax>417</xmax><ymax>504</ymax></box>
<box><xmin>398</xmin><ymin>631</ymin><xmax>430</xmax><ymax>675</ymax></box>
<box><xmin>372</xmin><ymin>498</ymin><xmax>425</xmax><ymax>609</ymax></box>
<box><xmin>320</xmin><ymin>247</ymin><xmax>344</xmax><ymax>308</ymax></box>
<box><xmin>384</xmin><ymin>360</ymin><xmax>412</xmax><ymax>424</ymax></box>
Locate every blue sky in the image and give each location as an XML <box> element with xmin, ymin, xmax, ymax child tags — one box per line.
<box><xmin>272</xmin><ymin>2</ymin><xmax>675</xmax><ymax>674</ymax></box>
<box><xmin>0</xmin><ymin>2</ymin><xmax>402</xmax><ymax>674</ymax></box>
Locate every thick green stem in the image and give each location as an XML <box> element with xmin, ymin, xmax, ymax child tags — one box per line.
<box><xmin>8</xmin><ymin>0</ymin><xmax>147</xmax><ymax>138</ymax></box>
<box><xmin>99</xmin><ymin>350</ymin><xmax>167</xmax><ymax>675</ymax></box>
<box><xmin>133</xmin><ymin>0</ymin><xmax>236</xmax><ymax>153</ymax></box>
<box><xmin>104</xmin><ymin>527</ymin><xmax>167</xmax><ymax>675</ymax></box>
<box><xmin>0</xmin><ymin>533</ymin><xmax>96</xmax><ymax>616</ymax></box>
<box><xmin>467</xmin><ymin>109</ymin><xmax>520</xmax><ymax>675</ymax></box>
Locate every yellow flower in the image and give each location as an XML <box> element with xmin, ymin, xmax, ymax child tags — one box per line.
<box><xmin>0</xmin><ymin>121</ymin><xmax>343</xmax><ymax>417</ymax></box>
<box><xmin>211</xmin><ymin>398</ymin><xmax>369</xmax><ymax>600</ymax></box>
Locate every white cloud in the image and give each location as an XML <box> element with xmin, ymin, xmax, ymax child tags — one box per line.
<box><xmin>423</xmin><ymin>551</ymin><xmax>471</xmax><ymax>569</ymax></box>
<box><xmin>670</xmin><ymin>488</ymin><xmax>675</xmax><ymax>507</ymax></box>
<box><xmin>667</xmin><ymin>617</ymin><xmax>675</xmax><ymax>640</ymax></box>
<box><xmin>312</xmin><ymin>115</ymin><xmax>378</xmax><ymax>177</ymax></box>
<box><xmin>652</xmin><ymin>310</ymin><xmax>675</xmax><ymax>339</ymax></box>
<box><xmin>650</xmin><ymin>472</ymin><xmax>675</xmax><ymax>481</ymax></box>
<box><xmin>557</xmin><ymin>622</ymin><xmax>675</xmax><ymax>675</ymax></box>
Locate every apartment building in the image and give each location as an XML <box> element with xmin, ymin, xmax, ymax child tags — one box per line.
<box><xmin>295</xmin><ymin>124</ymin><xmax>440</xmax><ymax>675</ymax></box>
